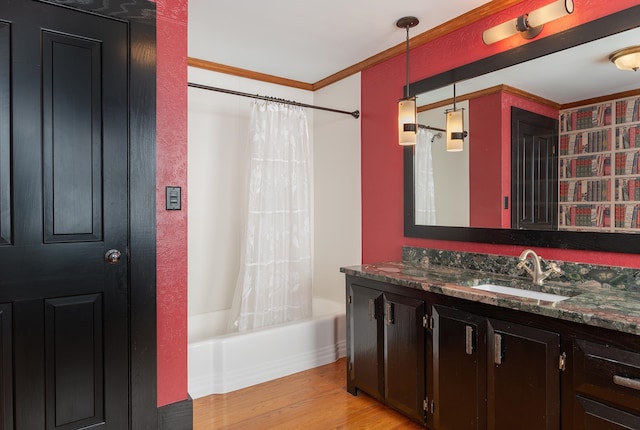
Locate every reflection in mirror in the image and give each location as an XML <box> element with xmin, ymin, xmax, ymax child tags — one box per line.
<box><xmin>411</xmin><ymin>26</ymin><xmax>640</xmax><ymax>232</ymax></box>
<box><xmin>415</xmin><ymin>101</ymin><xmax>469</xmax><ymax>226</ymax></box>
<box><xmin>404</xmin><ymin>5</ymin><xmax>640</xmax><ymax>253</ymax></box>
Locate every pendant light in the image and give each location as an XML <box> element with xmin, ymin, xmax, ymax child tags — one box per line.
<box><xmin>397</xmin><ymin>16</ymin><xmax>419</xmax><ymax>146</ymax></box>
<box><xmin>445</xmin><ymin>84</ymin><xmax>467</xmax><ymax>152</ymax></box>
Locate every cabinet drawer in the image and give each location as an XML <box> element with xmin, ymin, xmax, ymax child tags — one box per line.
<box><xmin>573</xmin><ymin>339</ymin><xmax>640</xmax><ymax>414</ymax></box>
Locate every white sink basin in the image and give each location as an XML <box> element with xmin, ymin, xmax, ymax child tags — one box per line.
<box><xmin>471</xmin><ymin>284</ymin><xmax>570</xmax><ymax>302</ymax></box>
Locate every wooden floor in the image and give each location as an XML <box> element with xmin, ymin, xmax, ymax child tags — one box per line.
<box><xmin>193</xmin><ymin>358</ymin><xmax>425</xmax><ymax>429</ymax></box>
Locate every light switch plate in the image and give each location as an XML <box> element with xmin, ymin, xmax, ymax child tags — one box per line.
<box><xmin>166</xmin><ymin>186</ymin><xmax>181</xmax><ymax>210</ymax></box>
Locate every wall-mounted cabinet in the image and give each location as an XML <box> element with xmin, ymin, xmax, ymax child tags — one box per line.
<box><xmin>559</xmin><ymin>96</ymin><xmax>640</xmax><ymax>231</ymax></box>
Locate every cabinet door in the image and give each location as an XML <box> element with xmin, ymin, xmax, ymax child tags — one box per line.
<box><xmin>488</xmin><ymin>319</ymin><xmax>561</xmax><ymax>430</ymax></box>
<box><xmin>432</xmin><ymin>305</ymin><xmax>487</xmax><ymax>430</ymax></box>
<box><xmin>383</xmin><ymin>292</ymin><xmax>426</xmax><ymax>424</ymax></box>
<box><xmin>348</xmin><ymin>284</ymin><xmax>382</xmax><ymax>398</ymax></box>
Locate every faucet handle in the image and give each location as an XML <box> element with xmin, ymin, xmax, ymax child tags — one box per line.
<box><xmin>546</xmin><ymin>262</ymin><xmax>563</xmax><ymax>275</ymax></box>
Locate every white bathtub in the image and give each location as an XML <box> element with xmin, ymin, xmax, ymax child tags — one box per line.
<box><xmin>188</xmin><ymin>297</ymin><xmax>346</xmax><ymax>398</ymax></box>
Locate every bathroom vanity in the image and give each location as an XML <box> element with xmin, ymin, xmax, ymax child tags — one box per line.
<box><xmin>342</xmin><ymin>249</ymin><xmax>640</xmax><ymax>429</ymax></box>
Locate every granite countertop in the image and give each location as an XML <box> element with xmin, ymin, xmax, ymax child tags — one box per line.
<box><xmin>341</xmin><ymin>261</ymin><xmax>640</xmax><ymax>336</ymax></box>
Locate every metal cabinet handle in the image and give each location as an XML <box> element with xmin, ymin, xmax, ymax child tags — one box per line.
<box><xmin>614</xmin><ymin>375</ymin><xmax>640</xmax><ymax>391</ymax></box>
<box><xmin>368</xmin><ymin>298</ymin><xmax>375</xmax><ymax>321</ymax></box>
<box><xmin>384</xmin><ymin>302</ymin><xmax>393</xmax><ymax>326</ymax></box>
<box><xmin>465</xmin><ymin>325</ymin><xmax>474</xmax><ymax>355</ymax></box>
<box><xmin>494</xmin><ymin>333</ymin><xmax>503</xmax><ymax>365</ymax></box>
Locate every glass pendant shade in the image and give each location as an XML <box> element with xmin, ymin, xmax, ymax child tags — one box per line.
<box><xmin>398</xmin><ymin>97</ymin><xmax>417</xmax><ymax>146</ymax></box>
<box><xmin>446</xmin><ymin>109</ymin><xmax>464</xmax><ymax>152</ymax></box>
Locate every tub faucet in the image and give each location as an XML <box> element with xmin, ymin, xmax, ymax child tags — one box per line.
<box><xmin>517</xmin><ymin>249</ymin><xmax>562</xmax><ymax>286</ymax></box>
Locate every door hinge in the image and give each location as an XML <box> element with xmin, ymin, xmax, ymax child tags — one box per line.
<box><xmin>559</xmin><ymin>352</ymin><xmax>567</xmax><ymax>371</ymax></box>
<box><xmin>423</xmin><ymin>398</ymin><xmax>428</xmax><ymax>412</ymax></box>
<box><xmin>423</xmin><ymin>315</ymin><xmax>434</xmax><ymax>329</ymax></box>
<box><xmin>348</xmin><ymin>295</ymin><xmax>352</xmax><ymax>304</ymax></box>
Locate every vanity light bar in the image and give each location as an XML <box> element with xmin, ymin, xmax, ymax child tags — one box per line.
<box><xmin>482</xmin><ymin>0</ymin><xmax>574</xmax><ymax>45</ymax></box>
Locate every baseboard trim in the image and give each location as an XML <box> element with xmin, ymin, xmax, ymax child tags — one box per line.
<box><xmin>158</xmin><ymin>396</ymin><xmax>193</xmax><ymax>430</ymax></box>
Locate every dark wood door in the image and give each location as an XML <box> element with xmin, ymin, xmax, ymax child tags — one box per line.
<box><xmin>511</xmin><ymin>107</ymin><xmax>559</xmax><ymax>230</ymax></box>
<box><xmin>432</xmin><ymin>305</ymin><xmax>487</xmax><ymax>430</ymax></box>
<box><xmin>347</xmin><ymin>284</ymin><xmax>382</xmax><ymax>399</ymax></box>
<box><xmin>382</xmin><ymin>292</ymin><xmax>426</xmax><ymax>423</ymax></box>
<box><xmin>0</xmin><ymin>2</ymin><xmax>129</xmax><ymax>428</ymax></box>
<box><xmin>487</xmin><ymin>319</ymin><xmax>560</xmax><ymax>430</ymax></box>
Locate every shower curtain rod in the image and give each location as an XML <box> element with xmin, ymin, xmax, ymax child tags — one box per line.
<box><xmin>188</xmin><ymin>82</ymin><xmax>360</xmax><ymax>119</ymax></box>
<box><xmin>418</xmin><ymin>124</ymin><xmax>446</xmax><ymax>133</ymax></box>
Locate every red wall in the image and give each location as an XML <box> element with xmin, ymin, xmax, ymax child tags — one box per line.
<box><xmin>361</xmin><ymin>0</ymin><xmax>640</xmax><ymax>266</ymax></box>
<box><xmin>469</xmin><ymin>93</ymin><xmax>503</xmax><ymax>228</ymax></box>
<box><xmin>156</xmin><ymin>0</ymin><xmax>188</xmax><ymax>407</ymax></box>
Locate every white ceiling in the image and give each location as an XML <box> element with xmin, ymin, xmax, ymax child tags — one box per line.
<box><xmin>188</xmin><ymin>0</ymin><xmax>491</xmax><ymax>84</ymax></box>
<box><xmin>188</xmin><ymin>2</ymin><xmax>640</xmax><ymax>105</ymax></box>
<box><xmin>419</xmin><ymin>26</ymin><xmax>640</xmax><ymax>106</ymax></box>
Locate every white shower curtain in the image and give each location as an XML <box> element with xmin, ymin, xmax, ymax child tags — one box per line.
<box><xmin>414</xmin><ymin>128</ymin><xmax>437</xmax><ymax>225</ymax></box>
<box><xmin>229</xmin><ymin>100</ymin><xmax>313</xmax><ymax>332</ymax></box>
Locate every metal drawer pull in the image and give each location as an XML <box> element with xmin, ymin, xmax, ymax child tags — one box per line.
<box><xmin>613</xmin><ymin>375</ymin><xmax>640</xmax><ymax>391</ymax></box>
<box><xmin>368</xmin><ymin>299</ymin><xmax>375</xmax><ymax>321</ymax></box>
<box><xmin>465</xmin><ymin>325</ymin><xmax>474</xmax><ymax>355</ymax></box>
<box><xmin>494</xmin><ymin>334</ymin><xmax>503</xmax><ymax>365</ymax></box>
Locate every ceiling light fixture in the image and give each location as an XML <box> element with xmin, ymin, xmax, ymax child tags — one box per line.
<box><xmin>397</xmin><ymin>16</ymin><xmax>419</xmax><ymax>146</ymax></box>
<box><xmin>482</xmin><ymin>0</ymin><xmax>574</xmax><ymax>45</ymax></box>
<box><xmin>609</xmin><ymin>46</ymin><xmax>640</xmax><ymax>71</ymax></box>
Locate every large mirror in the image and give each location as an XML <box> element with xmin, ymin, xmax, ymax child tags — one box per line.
<box><xmin>404</xmin><ymin>6</ymin><xmax>640</xmax><ymax>253</ymax></box>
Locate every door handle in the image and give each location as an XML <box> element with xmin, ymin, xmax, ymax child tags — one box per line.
<box><xmin>105</xmin><ymin>249</ymin><xmax>122</xmax><ymax>264</ymax></box>
<box><xmin>384</xmin><ymin>302</ymin><xmax>394</xmax><ymax>326</ymax></box>
<box><xmin>494</xmin><ymin>333</ymin><xmax>503</xmax><ymax>365</ymax></box>
<box><xmin>465</xmin><ymin>325</ymin><xmax>474</xmax><ymax>355</ymax></box>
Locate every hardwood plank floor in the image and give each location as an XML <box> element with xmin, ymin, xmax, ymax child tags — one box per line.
<box><xmin>193</xmin><ymin>358</ymin><xmax>425</xmax><ymax>429</ymax></box>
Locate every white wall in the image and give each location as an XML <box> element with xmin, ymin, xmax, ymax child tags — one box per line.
<box><xmin>188</xmin><ymin>68</ymin><xmax>361</xmax><ymax>317</ymax></box>
<box><xmin>313</xmin><ymin>73</ymin><xmax>362</xmax><ymax>304</ymax></box>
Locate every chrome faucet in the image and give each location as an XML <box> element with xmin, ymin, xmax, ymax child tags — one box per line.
<box><xmin>517</xmin><ymin>249</ymin><xmax>562</xmax><ymax>286</ymax></box>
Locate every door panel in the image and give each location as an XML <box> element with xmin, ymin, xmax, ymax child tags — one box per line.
<box><xmin>42</xmin><ymin>31</ymin><xmax>104</xmax><ymax>242</ymax></box>
<box><xmin>488</xmin><ymin>319</ymin><xmax>560</xmax><ymax>430</ymax></box>
<box><xmin>383</xmin><ymin>292</ymin><xmax>425</xmax><ymax>423</ymax></box>
<box><xmin>511</xmin><ymin>107</ymin><xmax>559</xmax><ymax>230</ymax></box>
<box><xmin>1</xmin><ymin>2</ymin><xmax>129</xmax><ymax>428</ymax></box>
<box><xmin>0</xmin><ymin>21</ymin><xmax>10</xmax><ymax>245</ymax></box>
<box><xmin>349</xmin><ymin>284</ymin><xmax>382</xmax><ymax>399</ymax></box>
<box><xmin>0</xmin><ymin>303</ymin><xmax>12</xmax><ymax>430</ymax></box>
<box><xmin>45</xmin><ymin>295</ymin><xmax>104</xmax><ymax>429</ymax></box>
<box><xmin>432</xmin><ymin>305</ymin><xmax>487</xmax><ymax>430</ymax></box>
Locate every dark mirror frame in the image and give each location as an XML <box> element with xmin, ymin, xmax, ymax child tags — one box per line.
<box><xmin>404</xmin><ymin>5</ymin><xmax>640</xmax><ymax>253</ymax></box>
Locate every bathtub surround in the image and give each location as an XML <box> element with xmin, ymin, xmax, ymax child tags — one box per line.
<box><xmin>188</xmin><ymin>297</ymin><xmax>346</xmax><ymax>397</ymax></box>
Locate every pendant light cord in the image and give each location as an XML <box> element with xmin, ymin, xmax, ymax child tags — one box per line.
<box><xmin>405</xmin><ymin>25</ymin><xmax>410</xmax><ymax>99</ymax></box>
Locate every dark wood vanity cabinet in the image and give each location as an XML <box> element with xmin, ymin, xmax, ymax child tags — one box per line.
<box><xmin>571</xmin><ymin>339</ymin><xmax>640</xmax><ymax>429</ymax></box>
<box><xmin>346</xmin><ymin>278</ymin><xmax>427</xmax><ymax>424</ymax></box>
<box><xmin>345</xmin><ymin>274</ymin><xmax>640</xmax><ymax>429</ymax></box>
<box><xmin>431</xmin><ymin>305</ymin><xmax>561</xmax><ymax>430</ymax></box>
